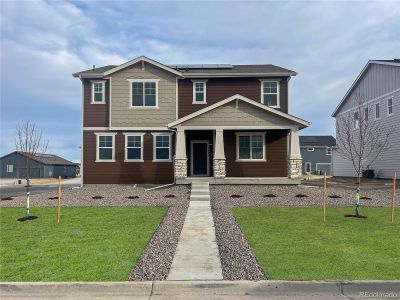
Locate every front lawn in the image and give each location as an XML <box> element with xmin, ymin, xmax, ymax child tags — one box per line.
<box><xmin>233</xmin><ymin>207</ymin><xmax>400</xmax><ymax>280</ymax></box>
<box><xmin>0</xmin><ymin>207</ymin><xmax>167</xmax><ymax>281</ymax></box>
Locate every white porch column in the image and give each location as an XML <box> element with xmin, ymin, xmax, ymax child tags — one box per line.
<box><xmin>174</xmin><ymin>127</ymin><xmax>187</xmax><ymax>179</ymax></box>
<box><xmin>213</xmin><ymin>129</ymin><xmax>226</xmax><ymax>178</ymax></box>
<box><xmin>288</xmin><ymin>128</ymin><xmax>302</xmax><ymax>178</ymax></box>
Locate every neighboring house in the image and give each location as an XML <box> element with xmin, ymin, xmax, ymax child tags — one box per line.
<box><xmin>0</xmin><ymin>151</ymin><xmax>78</xmax><ymax>179</ymax></box>
<box><xmin>73</xmin><ymin>56</ymin><xmax>310</xmax><ymax>185</ymax></box>
<box><xmin>332</xmin><ymin>59</ymin><xmax>400</xmax><ymax>178</ymax></box>
<box><xmin>300</xmin><ymin>136</ymin><xmax>336</xmax><ymax>175</ymax></box>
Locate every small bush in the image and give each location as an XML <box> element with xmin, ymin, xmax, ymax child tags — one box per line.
<box><xmin>264</xmin><ymin>194</ymin><xmax>277</xmax><ymax>198</ymax></box>
<box><xmin>361</xmin><ymin>196</ymin><xmax>372</xmax><ymax>200</ymax></box>
<box><xmin>329</xmin><ymin>195</ymin><xmax>342</xmax><ymax>199</ymax></box>
<box><xmin>128</xmin><ymin>195</ymin><xmax>139</xmax><ymax>199</ymax></box>
<box><xmin>295</xmin><ymin>194</ymin><xmax>308</xmax><ymax>198</ymax></box>
<box><xmin>1</xmin><ymin>196</ymin><xmax>13</xmax><ymax>201</ymax></box>
<box><xmin>230</xmin><ymin>194</ymin><xmax>242</xmax><ymax>198</ymax></box>
<box><xmin>92</xmin><ymin>195</ymin><xmax>103</xmax><ymax>199</ymax></box>
<box><xmin>164</xmin><ymin>194</ymin><xmax>175</xmax><ymax>198</ymax></box>
<box><xmin>48</xmin><ymin>196</ymin><xmax>58</xmax><ymax>200</ymax></box>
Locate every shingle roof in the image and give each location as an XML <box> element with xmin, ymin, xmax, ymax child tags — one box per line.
<box><xmin>73</xmin><ymin>65</ymin><xmax>117</xmax><ymax>77</ymax></box>
<box><xmin>17</xmin><ymin>152</ymin><xmax>78</xmax><ymax>166</ymax></box>
<box><xmin>300</xmin><ymin>136</ymin><xmax>336</xmax><ymax>147</ymax></box>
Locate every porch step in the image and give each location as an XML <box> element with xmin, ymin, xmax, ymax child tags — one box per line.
<box><xmin>190</xmin><ymin>194</ymin><xmax>211</xmax><ymax>201</ymax></box>
<box><xmin>190</xmin><ymin>182</ymin><xmax>210</xmax><ymax>201</ymax></box>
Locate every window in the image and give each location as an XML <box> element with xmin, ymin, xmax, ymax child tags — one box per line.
<box><xmin>129</xmin><ymin>80</ymin><xmax>158</xmax><ymax>107</ymax></box>
<box><xmin>91</xmin><ymin>81</ymin><xmax>105</xmax><ymax>103</ymax></box>
<box><xmin>95</xmin><ymin>133</ymin><xmax>116</xmax><ymax>162</ymax></box>
<box><xmin>353</xmin><ymin>111</ymin><xmax>359</xmax><ymax>129</ymax></box>
<box><xmin>261</xmin><ymin>81</ymin><xmax>279</xmax><ymax>107</ymax></box>
<box><xmin>153</xmin><ymin>133</ymin><xmax>172</xmax><ymax>161</ymax></box>
<box><xmin>6</xmin><ymin>165</ymin><xmax>13</xmax><ymax>173</ymax></box>
<box><xmin>192</xmin><ymin>81</ymin><xmax>207</xmax><ymax>104</ymax></box>
<box><xmin>326</xmin><ymin>147</ymin><xmax>332</xmax><ymax>155</ymax></box>
<box><xmin>388</xmin><ymin>98</ymin><xmax>393</xmax><ymax>116</ymax></box>
<box><xmin>375</xmin><ymin>103</ymin><xmax>380</xmax><ymax>119</ymax></box>
<box><xmin>364</xmin><ymin>107</ymin><xmax>369</xmax><ymax>121</ymax></box>
<box><xmin>305</xmin><ymin>162</ymin><xmax>311</xmax><ymax>173</ymax></box>
<box><xmin>307</xmin><ymin>147</ymin><xmax>314</xmax><ymax>151</ymax></box>
<box><xmin>236</xmin><ymin>133</ymin><xmax>265</xmax><ymax>161</ymax></box>
<box><xmin>124</xmin><ymin>133</ymin><xmax>144</xmax><ymax>161</ymax></box>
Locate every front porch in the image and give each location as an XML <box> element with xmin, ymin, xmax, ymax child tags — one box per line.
<box><xmin>176</xmin><ymin>176</ymin><xmax>301</xmax><ymax>185</ymax></box>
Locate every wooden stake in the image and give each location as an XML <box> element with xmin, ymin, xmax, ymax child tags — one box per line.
<box><xmin>57</xmin><ymin>176</ymin><xmax>61</xmax><ymax>224</ymax></box>
<box><xmin>323</xmin><ymin>172</ymin><xmax>327</xmax><ymax>222</ymax></box>
<box><xmin>391</xmin><ymin>172</ymin><xmax>396</xmax><ymax>223</ymax></box>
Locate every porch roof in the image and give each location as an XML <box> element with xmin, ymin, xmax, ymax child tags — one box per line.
<box><xmin>168</xmin><ymin>94</ymin><xmax>310</xmax><ymax>129</ymax></box>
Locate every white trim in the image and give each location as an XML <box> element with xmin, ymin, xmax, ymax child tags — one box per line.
<box><xmin>260</xmin><ymin>80</ymin><xmax>280</xmax><ymax>108</ymax></box>
<box><xmin>315</xmin><ymin>163</ymin><xmax>332</xmax><ymax>175</ymax></box>
<box><xmin>192</xmin><ymin>80</ymin><xmax>207</xmax><ymax>104</ymax></box>
<box><xmin>190</xmin><ymin>140</ymin><xmax>210</xmax><ymax>176</ymax></box>
<box><xmin>235</xmin><ymin>132</ymin><xmax>266</xmax><ymax>162</ymax></box>
<box><xmin>128</xmin><ymin>79</ymin><xmax>159</xmax><ymax>108</ymax></box>
<box><xmin>176</xmin><ymin>78</ymin><xmax>179</xmax><ymax>120</ymax></box>
<box><xmin>375</xmin><ymin>102</ymin><xmax>381</xmax><ymax>120</ymax></box>
<box><xmin>178</xmin><ymin>125</ymin><xmax>298</xmax><ymax>130</ymax></box>
<box><xmin>91</xmin><ymin>81</ymin><xmax>105</xmax><ymax>104</ymax></box>
<box><xmin>305</xmin><ymin>162</ymin><xmax>312</xmax><ymax>173</ymax></box>
<box><xmin>103</xmin><ymin>56</ymin><xmax>183</xmax><ymax>77</ymax></box>
<box><xmin>152</xmin><ymin>132</ymin><xmax>173</xmax><ymax>162</ymax></box>
<box><xmin>307</xmin><ymin>147</ymin><xmax>315</xmax><ymax>151</ymax></box>
<box><xmin>168</xmin><ymin>94</ymin><xmax>310</xmax><ymax>128</ymax></box>
<box><xmin>84</xmin><ymin>127</ymin><xmax>109</xmax><ymax>131</ymax></box>
<box><xmin>387</xmin><ymin>97</ymin><xmax>393</xmax><ymax>116</ymax></box>
<box><xmin>123</xmin><ymin>133</ymin><xmax>145</xmax><ymax>162</ymax></box>
<box><xmin>109</xmin><ymin>127</ymin><xmax>168</xmax><ymax>131</ymax></box>
<box><xmin>109</xmin><ymin>77</ymin><xmax>112</xmax><ymax>126</ymax></box>
<box><xmin>95</xmin><ymin>132</ymin><xmax>117</xmax><ymax>162</ymax></box>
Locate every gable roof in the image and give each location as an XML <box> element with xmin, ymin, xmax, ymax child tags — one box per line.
<box><xmin>167</xmin><ymin>94</ymin><xmax>310</xmax><ymax>128</ymax></box>
<box><xmin>332</xmin><ymin>59</ymin><xmax>400</xmax><ymax>117</ymax></box>
<box><xmin>1</xmin><ymin>151</ymin><xmax>78</xmax><ymax>166</ymax></box>
<box><xmin>300</xmin><ymin>136</ymin><xmax>336</xmax><ymax>147</ymax></box>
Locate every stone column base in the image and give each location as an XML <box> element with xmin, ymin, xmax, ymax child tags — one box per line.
<box><xmin>213</xmin><ymin>159</ymin><xmax>226</xmax><ymax>178</ymax></box>
<box><xmin>174</xmin><ymin>158</ymin><xmax>187</xmax><ymax>179</ymax></box>
<box><xmin>288</xmin><ymin>158</ymin><xmax>302</xmax><ymax>179</ymax></box>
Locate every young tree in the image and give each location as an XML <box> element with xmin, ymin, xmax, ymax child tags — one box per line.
<box><xmin>15</xmin><ymin>121</ymin><xmax>49</xmax><ymax>218</ymax></box>
<box><xmin>336</xmin><ymin>89</ymin><xmax>393</xmax><ymax>187</ymax></box>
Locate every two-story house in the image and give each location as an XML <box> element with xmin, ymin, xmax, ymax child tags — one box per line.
<box><xmin>332</xmin><ymin>59</ymin><xmax>400</xmax><ymax>178</ymax></box>
<box><xmin>300</xmin><ymin>135</ymin><xmax>336</xmax><ymax>176</ymax></box>
<box><xmin>73</xmin><ymin>56</ymin><xmax>309</xmax><ymax>185</ymax></box>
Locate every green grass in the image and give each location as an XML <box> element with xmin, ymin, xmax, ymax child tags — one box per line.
<box><xmin>232</xmin><ymin>207</ymin><xmax>400</xmax><ymax>280</ymax></box>
<box><xmin>0</xmin><ymin>206</ymin><xmax>167</xmax><ymax>281</ymax></box>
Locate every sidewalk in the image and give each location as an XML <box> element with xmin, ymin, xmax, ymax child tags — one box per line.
<box><xmin>1</xmin><ymin>280</ymin><xmax>399</xmax><ymax>299</ymax></box>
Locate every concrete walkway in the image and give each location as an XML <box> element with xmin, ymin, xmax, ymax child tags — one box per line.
<box><xmin>167</xmin><ymin>182</ymin><xmax>222</xmax><ymax>280</ymax></box>
<box><xmin>2</xmin><ymin>281</ymin><xmax>399</xmax><ymax>299</ymax></box>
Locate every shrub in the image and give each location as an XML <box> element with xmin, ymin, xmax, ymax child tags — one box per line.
<box><xmin>264</xmin><ymin>194</ymin><xmax>277</xmax><ymax>198</ymax></box>
<box><xmin>230</xmin><ymin>194</ymin><xmax>242</xmax><ymax>198</ymax></box>
<box><xmin>361</xmin><ymin>196</ymin><xmax>372</xmax><ymax>200</ymax></box>
<box><xmin>329</xmin><ymin>195</ymin><xmax>342</xmax><ymax>199</ymax></box>
<box><xmin>128</xmin><ymin>196</ymin><xmax>139</xmax><ymax>199</ymax></box>
<box><xmin>92</xmin><ymin>196</ymin><xmax>103</xmax><ymax>199</ymax></box>
<box><xmin>295</xmin><ymin>194</ymin><xmax>308</xmax><ymax>198</ymax></box>
<box><xmin>164</xmin><ymin>194</ymin><xmax>175</xmax><ymax>198</ymax></box>
<box><xmin>1</xmin><ymin>196</ymin><xmax>13</xmax><ymax>201</ymax></box>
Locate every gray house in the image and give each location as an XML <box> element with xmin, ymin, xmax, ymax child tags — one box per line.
<box><xmin>0</xmin><ymin>151</ymin><xmax>78</xmax><ymax>179</ymax></box>
<box><xmin>332</xmin><ymin>59</ymin><xmax>400</xmax><ymax>178</ymax></box>
<box><xmin>300</xmin><ymin>136</ymin><xmax>336</xmax><ymax>175</ymax></box>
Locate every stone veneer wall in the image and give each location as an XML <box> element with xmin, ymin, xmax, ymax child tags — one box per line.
<box><xmin>174</xmin><ymin>159</ymin><xmax>187</xmax><ymax>179</ymax></box>
<box><xmin>288</xmin><ymin>158</ymin><xmax>302</xmax><ymax>178</ymax></box>
<box><xmin>213</xmin><ymin>159</ymin><xmax>226</xmax><ymax>178</ymax></box>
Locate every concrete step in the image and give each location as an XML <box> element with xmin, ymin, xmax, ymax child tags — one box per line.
<box><xmin>192</xmin><ymin>182</ymin><xmax>209</xmax><ymax>186</ymax></box>
<box><xmin>191</xmin><ymin>189</ymin><xmax>209</xmax><ymax>195</ymax></box>
<box><xmin>190</xmin><ymin>195</ymin><xmax>210</xmax><ymax>201</ymax></box>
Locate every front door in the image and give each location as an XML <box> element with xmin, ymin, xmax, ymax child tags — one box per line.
<box><xmin>191</xmin><ymin>141</ymin><xmax>209</xmax><ymax>176</ymax></box>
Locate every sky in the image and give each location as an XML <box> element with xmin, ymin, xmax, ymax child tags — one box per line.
<box><xmin>1</xmin><ymin>0</ymin><xmax>399</xmax><ymax>162</ymax></box>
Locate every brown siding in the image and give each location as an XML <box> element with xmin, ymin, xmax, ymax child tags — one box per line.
<box><xmin>178</xmin><ymin>77</ymin><xmax>288</xmax><ymax>118</ymax></box>
<box><xmin>83</xmin><ymin>131</ymin><xmax>174</xmax><ymax>184</ymax></box>
<box><xmin>83</xmin><ymin>79</ymin><xmax>109</xmax><ymax>127</ymax></box>
<box><xmin>224</xmin><ymin>130</ymin><xmax>288</xmax><ymax>177</ymax></box>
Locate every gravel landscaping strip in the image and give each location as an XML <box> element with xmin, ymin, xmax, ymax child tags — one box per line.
<box><xmin>210</xmin><ymin>184</ymin><xmax>398</xmax><ymax>280</ymax></box>
<box><xmin>0</xmin><ymin>184</ymin><xmax>190</xmax><ymax>281</ymax></box>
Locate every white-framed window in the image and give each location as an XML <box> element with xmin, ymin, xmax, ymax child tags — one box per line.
<box><xmin>6</xmin><ymin>164</ymin><xmax>13</xmax><ymax>173</ymax></box>
<box><xmin>353</xmin><ymin>111</ymin><xmax>359</xmax><ymax>129</ymax></box>
<box><xmin>261</xmin><ymin>81</ymin><xmax>279</xmax><ymax>108</ymax></box>
<box><xmin>95</xmin><ymin>133</ymin><xmax>116</xmax><ymax>162</ymax></box>
<box><xmin>152</xmin><ymin>133</ymin><xmax>173</xmax><ymax>162</ymax></box>
<box><xmin>128</xmin><ymin>79</ymin><xmax>159</xmax><ymax>108</ymax></box>
<box><xmin>91</xmin><ymin>81</ymin><xmax>105</xmax><ymax>104</ymax></box>
<box><xmin>364</xmin><ymin>107</ymin><xmax>369</xmax><ymax>121</ymax></box>
<box><xmin>192</xmin><ymin>80</ymin><xmax>207</xmax><ymax>104</ymax></box>
<box><xmin>387</xmin><ymin>98</ymin><xmax>393</xmax><ymax>116</ymax></box>
<box><xmin>326</xmin><ymin>147</ymin><xmax>332</xmax><ymax>155</ymax></box>
<box><xmin>305</xmin><ymin>162</ymin><xmax>312</xmax><ymax>173</ymax></box>
<box><xmin>235</xmin><ymin>132</ymin><xmax>266</xmax><ymax>161</ymax></box>
<box><xmin>124</xmin><ymin>133</ymin><xmax>144</xmax><ymax>162</ymax></box>
<box><xmin>375</xmin><ymin>103</ymin><xmax>380</xmax><ymax>120</ymax></box>
<box><xmin>307</xmin><ymin>147</ymin><xmax>315</xmax><ymax>151</ymax></box>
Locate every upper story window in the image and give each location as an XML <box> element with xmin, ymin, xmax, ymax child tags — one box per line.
<box><xmin>91</xmin><ymin>81</ymin><xmax>105</xmax><ymax>104</ymax></box>
<box><xmin>388</xmin><ymin>98</ymin><xmax>393</xmax><ymax>116</ymax></box>
<box><xmin>261</xmin><ymin>81</ymin><xmax>279</xmax><ymax>108</ymax></box>
<box><xmin>364</xmin><ymin>107</ymin><xmax>369</xmax><ymax>121</ymax></box>
<box><xmin>353</xmin><ymin>111</ymin><xmax>359</xmax><ymax>129</ymax></box>
<box><xmin>95</xmin><ymin>133</ymin><xmax>116</xmax><ymax>162</ymax></box>
<box><xmin>152</xmin><ymin>133</ymin><xmax>173</xmax><ymax>162</ymax></box>
<box><xmin>124</xmin><ymin>133</ymin><xmax>144</xmax><ymax>162</ymax></box>
<box><xmin>236</xmin><ymin>133</ymin><xmax>265</xmax><ymax>161</ymax></box>
<box><xmin>192</xmin><ymin>80</ymin><xmax>207</xmax><ymax>104</ymax></box>
<box><xmin>6</xmin><ymin>165</ymin><xmax>13</xmax><ymax>172</ymax></box>
<box><xmin>307</xmin><ymin>147</ymin><xmax>314</xmax><ymax>151</ymax></box>
<box><xmin>375</xmin><ymin>103</ymin><xmax>380</xmax><ymax>120</ymax></box>
<box><xmin>326</xmin><ymin>147</ymin><xmax>332</xmax><ymax>155</ymax></box>
<box><xmin>129</xmin><ymin>79</ymin><xmax>159</xmax><ymax>108</ymax></box>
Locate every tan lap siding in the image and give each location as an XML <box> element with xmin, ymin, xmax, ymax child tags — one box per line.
<box><xmin>224</xmin><ymin>130</ymin><xmax>288</xmax><ymax>177</ymax></box>
<box><xmin>83</xmin><ymin>131</ymin><xmax>174</xmax><ymax>184</ymax></box>
<box><xmin>83</xmin><ymin>79</ymin><xmax>109</xmax><ymax>127</ymax></box>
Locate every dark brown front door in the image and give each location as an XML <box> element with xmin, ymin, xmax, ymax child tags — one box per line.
<box><xmin>192</xmin><ymin>142</ymin><xmax>209</xmax><ymax>176</ymax></box>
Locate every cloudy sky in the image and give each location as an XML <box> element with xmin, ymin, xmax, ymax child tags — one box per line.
<box><xmin>1</xmin><ymin>0</ymin><xmax>399</xmax><ymax>162</ymax></box>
